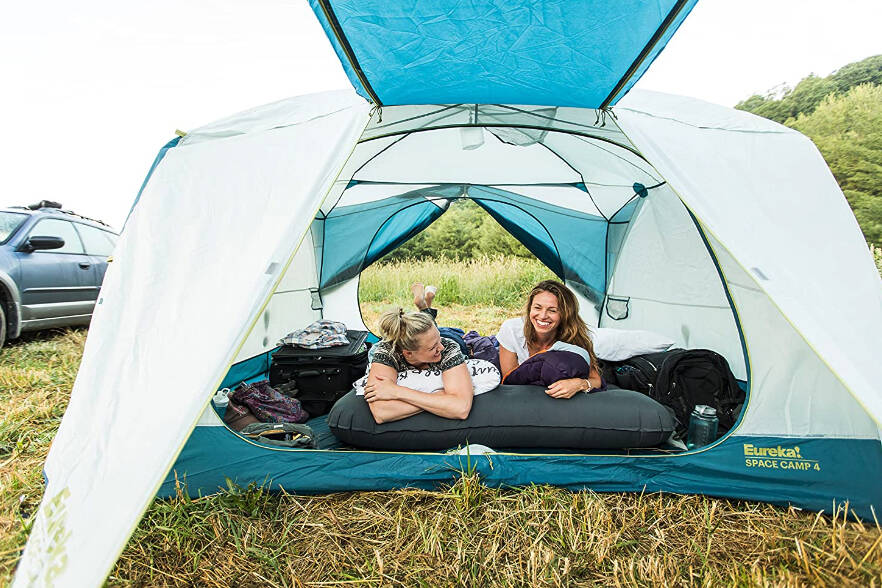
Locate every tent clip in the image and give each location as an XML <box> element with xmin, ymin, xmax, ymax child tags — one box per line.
<box><xmin>370</xmin><ymin>104</ymin><xmax>383</xmax><ymax>123</ymax></box>
<box><xmin>594</xmin><ymin>108</ymin><xmax>616</xmax><ymax>127</ymax></box>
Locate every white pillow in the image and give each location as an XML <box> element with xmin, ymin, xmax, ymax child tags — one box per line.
<box><xmin>591</xmin><ymin>327</ymin><xmax>675</xmax><ymax>361</ymax></box>
<box><xmin>355</xmin><ymin>358</ymin><xmax>501</xmax><ymax>396</ymax></box>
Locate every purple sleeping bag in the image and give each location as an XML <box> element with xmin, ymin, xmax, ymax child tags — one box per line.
<box><xmin>503</xmin><ymin>350</ymin><xmax>590</xmax><ymax>386</ymax></box>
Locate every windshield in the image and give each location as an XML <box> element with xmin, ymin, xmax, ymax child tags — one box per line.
<box><xmin>0</xmin><ymin>211</ymin><xmax>28</xmax><ymax>244</ymax></box>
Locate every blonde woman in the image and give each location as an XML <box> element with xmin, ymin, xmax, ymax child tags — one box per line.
<box><xmin>363</xmin><ymin>297</ymin><xmax>474</xmax><ymax>424</ymax></box>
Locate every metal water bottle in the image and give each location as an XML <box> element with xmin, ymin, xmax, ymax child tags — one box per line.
<box><xmin>686</xmin><ymin>405</ymin><xmax>719</xmax><ymax>449</ymax></box>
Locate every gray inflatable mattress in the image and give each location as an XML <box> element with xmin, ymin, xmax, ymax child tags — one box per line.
<box><xmin>327</xmin><ymin>385</ymin><xmax>677</xmax><ymax>451</ymax></box>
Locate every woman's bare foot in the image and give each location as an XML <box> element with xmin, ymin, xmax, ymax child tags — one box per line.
<box><xmin>425</xmin><ymin>285</ymin><xmax>437</xmax><ymax>308</ymax></box>
<box><xmin>411</xmin><ymin>282</ymin><xmax>427</xmax><ymax>310</ymax></box>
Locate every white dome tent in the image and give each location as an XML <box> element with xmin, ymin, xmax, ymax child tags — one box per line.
<box><xmin>16</xmin><ymin>88</ymin><xmax>882</xmax><ymax>588</ymax></box>
<box><xmin>15</xmin><ymin>1</ymin><xmax>882</xmax><ymax>585</ymax></box>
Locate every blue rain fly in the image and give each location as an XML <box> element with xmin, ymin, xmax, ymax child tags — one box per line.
<box><xmin>309</xmin><ymin>0</ymin><xmax>698</xmax><ymax>107</ymax></box>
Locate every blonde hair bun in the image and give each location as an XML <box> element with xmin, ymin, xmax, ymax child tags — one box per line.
<box><xmin>378</xmin><ymin>308</ymin><xmax>436</xmax><ymax>352</ymax></box>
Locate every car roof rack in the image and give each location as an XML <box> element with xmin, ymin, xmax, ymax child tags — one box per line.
<box><xmin>10</xmin><ymin>201</ymin><xmax>114</xmax><ymax>230</ymax></box>
<box><xmin>58</xmin><ymin>208</ymin><xmax>113</xmax><ymax>229</ymax></box>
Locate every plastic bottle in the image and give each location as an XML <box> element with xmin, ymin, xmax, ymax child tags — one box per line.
<box><xmin>686</xmin><ymin>405</ymin><xmax>719</xmax><ymax>449</ymax></box>
<box><xmin>212</xmin><ymin>388</ymin><xmax>230</xmax><ymax>419</ymax></box>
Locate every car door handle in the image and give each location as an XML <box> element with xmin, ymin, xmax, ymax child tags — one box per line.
<box><xmin>78</xmin><ymin>262</ymin><xmax>92</xmax><ymax>269</ymax></box>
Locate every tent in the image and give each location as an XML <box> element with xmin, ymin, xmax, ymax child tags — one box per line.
<box><xmin>15</xmin><ymin>2</ymin><xmax>882</xmax><ymax>586</ymax></box>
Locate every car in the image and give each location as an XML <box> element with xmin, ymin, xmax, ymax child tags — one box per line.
<box><xmin>0</xmin><ymin>201</ymin><xmax>118</xmax><ymax>348</ymax></box>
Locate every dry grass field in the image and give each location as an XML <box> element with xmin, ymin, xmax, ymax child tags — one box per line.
<box><xmin>2</xmin><ymin>254</ymin><xmax>882</xmax><ymax>586</ymax></box>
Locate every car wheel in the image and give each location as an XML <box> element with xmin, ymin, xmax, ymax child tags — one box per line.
<box><xmin>0</xmin><ymin>302</ymin><xmax>6</xmax><ymax>349</ymax></box>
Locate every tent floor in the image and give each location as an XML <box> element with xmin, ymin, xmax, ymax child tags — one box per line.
<box><xmin>252</xmin><ymin>414</ymin><xmax>687</xmax><ymax>456</ymax></box>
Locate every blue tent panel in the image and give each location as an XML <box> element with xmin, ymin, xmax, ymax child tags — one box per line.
<box><xmin>309</xmin><ymin>0</ymin><xmax>699</xmax><ymax>107</ymax></box>
<box><xmin>320</xmin><ymin>186</ymin><xmax>459</xmax><ymax>289</ymax></box>
<box><xmin>162</xmin><ymin>425</ymin><xmax>882</xmax><ymax>521</ymax></box>
<box><xmin>470</xmin><ymin>186</ymin><xmax>607</xmax><ymax>302</ymax></box>
<box><xmin>472</xmin><ymin>198</ymin><xmax>566</xmax><ymax>280</ymax></box>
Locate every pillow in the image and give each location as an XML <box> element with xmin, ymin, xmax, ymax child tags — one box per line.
<box><xmin>354</xmin><ymin>358</ymin><xmax>500</xmax><ymax>396</ymax></box>
<box><xmin>591</xmin><ymin>327</ymin><xmax>675</xmax><ymax>361</ymax></box>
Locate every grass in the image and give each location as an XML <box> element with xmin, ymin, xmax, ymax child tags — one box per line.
<box><xmin>359</xmin><ymin>255</ymin><xmax>555</xmax><ymax>334</ymax></box>
<box><xmin>359</xmin><ymin>255</ymin><xmax>556</xmax><ymax>309</ymax></box>
<box><xmin>3</xmin><ymin>255</ymin><xmax>882</xmax><ymax>585</ymax></box>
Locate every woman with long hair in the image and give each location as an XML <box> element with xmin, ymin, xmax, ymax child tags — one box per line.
<box><xmin>497</xmin><ymin>279</ymin><xmax>603</xmax><ymax>398</ymax></box>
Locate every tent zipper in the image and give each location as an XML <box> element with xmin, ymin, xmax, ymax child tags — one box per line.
<box><xmin>599</xmin><ymin>0</ymin><xmax>692</xmax><ymax>109</ymax></box>
<box><xmin>315</xmin><ymin>0</ymin><xmax>382</xmax><ymax>106</ymax></box>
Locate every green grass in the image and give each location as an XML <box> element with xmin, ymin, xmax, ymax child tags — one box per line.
<box><xmin>359</xmin><ymin>255</ymin><xmax>556</xmax><ymax>335</ymax></box>
<box><xmin>1</xmin><ymin>329</ymin><xmax>85</xmax><ymax>578</ymax></box>
<box><xmin>359</xmin><ymin>255</ymin><xmax>556</xmax><ymax>309</ymax></box>
<box><xmin>3</xmin><ymin>256</ymin><xmax>882</xmax><ymax>586</ymax></box>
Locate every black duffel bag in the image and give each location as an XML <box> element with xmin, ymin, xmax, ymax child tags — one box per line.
<box><xmin>603</xmin><ymin>348</ymin><xmax>744</xmax><ymax>435</ymax></box>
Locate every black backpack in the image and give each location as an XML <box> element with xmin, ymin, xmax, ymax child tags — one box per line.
<box><xmin>604</xmin><ymin>349</ymin><xmax>744</xmax><ymax>436</ymax></box>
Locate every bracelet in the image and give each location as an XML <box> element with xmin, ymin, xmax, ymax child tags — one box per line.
<box><xmin>582</xmin><ymin>378</ymin><xmax>593</xmax><ymax>394</ymax></box>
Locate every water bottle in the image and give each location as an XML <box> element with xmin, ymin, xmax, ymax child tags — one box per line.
<box><xmin>686</xmin><ymin>405</ymin><xmax>719</xmax><ymax>449</ymax></box>
<box><xmin>212</xmin><ymin>388</ymin><xmax>230</xmax><ymax>419</ymax></box>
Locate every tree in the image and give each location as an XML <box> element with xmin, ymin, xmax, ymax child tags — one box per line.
<box><xmin>736</xmin><ymin>55</ymin><xmax>882</xmax><ymax>123</ymax></box>
<box><xmin>383</xmin><ymin>199</ymin><xmax>531</xmax><ymax>261</ymax></box>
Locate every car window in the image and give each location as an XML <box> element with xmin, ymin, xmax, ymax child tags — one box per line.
<box><xmin>29</xmin><ymin>218</ymin><xmax>85</xmax><ymax>254</ymax></box>
<box><xmin>0</xmin><ymin>211</ymin><xmax>27</xmax><ymax>244</ymax></box>
<box><xmin>76</xmin><ymin>224</ymin><xmax>117</xmax><ymax>256</ymax></box>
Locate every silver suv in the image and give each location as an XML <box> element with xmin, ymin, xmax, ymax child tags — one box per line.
<box><xmin>0</xmin><ymin>201</ymin><xmax>118</xmax><ymax>348</ymax></box>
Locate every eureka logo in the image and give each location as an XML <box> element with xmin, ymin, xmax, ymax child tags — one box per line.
<box><xmin>743</xmin><ymin>444</ymin><xmax>802</xmax><ymax>459</ymax></box>
<box><xmin>743</xmin><ymin>444</ymin><xmax>820</xmax><ymax>471</ymax></box>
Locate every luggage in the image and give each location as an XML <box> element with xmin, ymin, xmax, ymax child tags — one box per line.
<box><xmin>269</xmin><ymin>329</ymin><xmax>369</xmax><ymax>416</ymax></box>
<box><xmin>604</xmin><ymin>348</ymin><xmax>744</xmax><ymax>436</ymax></box>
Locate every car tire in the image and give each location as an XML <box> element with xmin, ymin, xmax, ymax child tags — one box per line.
<box><xmin>0</xmin><ymin>302</ymin><xmax>6</xmax><ymax>349</ymax></box>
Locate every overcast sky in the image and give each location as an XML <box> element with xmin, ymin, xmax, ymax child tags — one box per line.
<box><xmin>2</xmin><ymin>0</ymin><xmax>880</xmax><ymax>228</ymax></box>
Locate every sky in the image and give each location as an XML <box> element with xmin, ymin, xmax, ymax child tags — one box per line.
<box><xmin>1</xmin><ymin>0</ymin><xmax>880</xmax><ymax>229</ymax></box>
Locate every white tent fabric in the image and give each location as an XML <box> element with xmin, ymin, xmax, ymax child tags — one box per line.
<box><xmin>603</xmin><ymin>183</ymin><xmax>747</xmax><ymax>379</ymax></box>
<box><xmin>14</xmin><ymin>92</ymin><xmax>371</xmax><ymax>587</ymax></box>
<box><xmin>15</xmin><ymin>89</ymin><xmax>882</xmax><ymax>586</ymax></box>
<box><xmin>615</xmin><ymin>90</ymin><xmax>882</xmax><ymax>428</ymax></box>
<box><xmin>706</xmin><ymin>234</ymin><xmax>878</xmax><ymax>438</ymax></box>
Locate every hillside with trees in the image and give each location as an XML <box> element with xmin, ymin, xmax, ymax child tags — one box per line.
<box><xmin>737</xmin><ymin>55</ymin><xmax>882</xmax><ymax>245</ymax></box>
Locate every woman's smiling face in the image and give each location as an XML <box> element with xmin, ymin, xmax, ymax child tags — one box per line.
<box><xmin>402</xmin><ymin>327</ymin><xmax>443</xmax><ymax>367</ymax></box>
<box><xmin>529</xmin><ymin>291</ymin><xmax>560</xmax><ymax>338</ymax></box>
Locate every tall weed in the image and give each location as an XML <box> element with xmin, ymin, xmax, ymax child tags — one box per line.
<box><xmin>359</xmin><ymin>255</ymin><xmax>555</xmax><ymax>308</ymax></box>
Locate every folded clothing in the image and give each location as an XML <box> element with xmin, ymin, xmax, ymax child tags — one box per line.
<box><xmin>229</xmin><ymin>380</ymin><xmax>309</xmax><ymax>424</ymax></box>
<box><xmin>279</xmin><ymin>320</ymin><xmax>349</xmax><ymax>349</ymax></box>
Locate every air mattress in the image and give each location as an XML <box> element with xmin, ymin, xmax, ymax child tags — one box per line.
<box><xmin>328</xmin><ymin>385</ymin><xmax>677</xmax><ymax>451</ymax></box>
